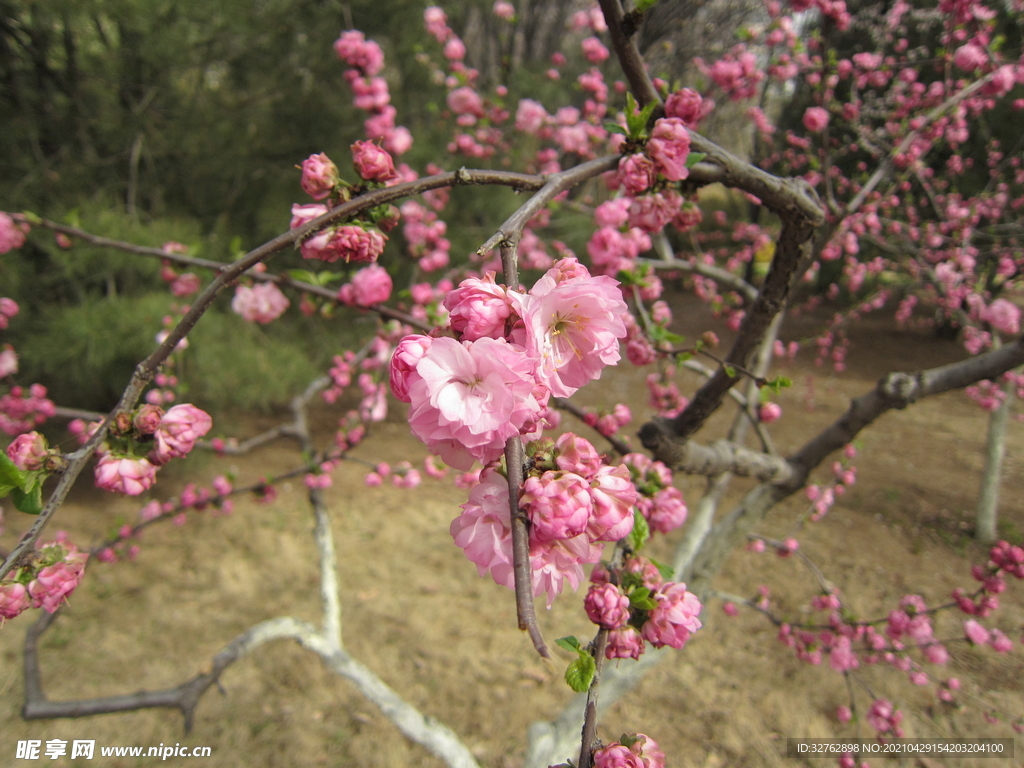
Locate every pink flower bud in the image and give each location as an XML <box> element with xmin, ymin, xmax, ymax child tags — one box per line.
<box><xmin>351</xmin><ymin>140</ymin><xmax>398</xmax><ymax>183</ymax></box>
<box><xmin>584</xmin><ymin>582</ymin><xmax>631</xmax><ymax>628</ymax></box>
<box><xmin>640</xmin><ymin>581</ymin><xmax>702</xmax><ymax>649</ymax></box>
<box><xmin>338</xmin><ymin>263</ymin><xmax>393</xmax><ymax>307</ymax></box>
<box><xmin>0</xmin><ymin>582</ymin><xmax>30</xmax><ymax>619</ymax></box>
<box><xmin>7</xmin><ymin>431</ymin><xmax>48</xmax><ymax>471</ymax></box>
<box><xmin>152</xmin><ymin>404</ymin><xmax>213</xmax><ymax>465</ymax></box>
<box><xmin>759</xmin><ymin>402</ymin><xmax>782</xmax><ymax>423</ymax></box>
<box><xmin>605</xmin><ymin>625</ymin><xmax>645</xmax><ymax>660</ymax></box>
<box><xmin>0</xmin><ymin>212</ymin><xmax>28</xmax><ymax>254</ymax></box>
<box><xmin>802</xmin><ymin>106</ymin><xmax>830</xmax><ymax>133</ymax></box>
<box><xmin>95</xmin><ymin>454</ymin><xmax>158</xmax><ymax>495</ymax></box>
<box><xmin>299</xmin><ymin>153</ymin><xmax>340</xmax><ymax>200</ymax></box>
<box><xmin>444</xmin><ymin>273</ymin><xmax>514</xmax><ymax>341</ymax></box>
<box><xmin>133</xmin><ymin>404</ymin><xmax>165</xmax><ymax>435</ymax></box>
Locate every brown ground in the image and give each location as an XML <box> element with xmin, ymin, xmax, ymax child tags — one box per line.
<box><xmin>1</xmin><ymin>297</ymin><xmax>1023</xmax><ymax>768</ymax></box>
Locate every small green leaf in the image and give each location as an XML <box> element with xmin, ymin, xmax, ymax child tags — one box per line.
<box><xmin>724</xmin><ymin>365</ymin><xmax>737</xmax><ymax>378</ymax></box>
<box><xmin>765</xmin><ymin>375</ymin><xmax>793</xmax><ymax>393</ymax></box>
<box><xmin>316</xmin><ymin>271</ymin><xmax>342</xmax><ymax>286</ymax></box>
<box><xmin>685</xmin><ymin>152</ymin><xmax>707</xmax><ymax>168</ymax></box>
<box><xmin>604</xmin><ymin>122</ymin><xmax>627</xmax><ymax>135</ymax></box>
<box><xmin>629</xmin><ymin>586</ymin><xmax>658</xmax><ymax>611</ymax></box>
<box><xmin>287</xmin><ymin>269</ymin><xmax>320</xmax><ymax>285</ymax></box>
<box><xmin>564</xmin><ymin>653</ymin><xmax>596</xmax><ymax>693</ymax></box>
<box><xmin>635</xmin><ymin>0</ymin><xmax>659</xmax><ymax>10</ymax></box>
<box><xmin>627</xmin><ymin>508</ymin><xmax>650</xmax><ymax>552</ymax></box>
<box><xmin>677</xmin><ymin>351</ymin><xmax>693</xmax><ymax>362</ymax></box>
<box><xmin>650</xmin><ymin>558</ymin><xmax>675</xmax><ymax>581</ymax></box>
<box><xmin>555</xmin><ymin>636</ymin><xmax>582</xmax><ymax>653</ymax></box>
<box><xmin>0</xmin><ymin>453</ymin><xmax>27</xmax><ymax>497</ymax></box>
<box><xmin>13</xmin><ymin>481</ymin><xmax>43</xmax><ymax>515</ymax></box>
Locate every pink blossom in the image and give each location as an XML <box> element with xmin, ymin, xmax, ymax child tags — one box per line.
<box><xmin>0</xmin><ymin>582</ymin><xmax>30</xmax><ymax>619</ymax></box>
<box><xmin>289</xmin><ymin>203</ymin><xmax>329</xmax><ymax>231</ymax></box>
<box><xmin>606</xmin><ymin>625</ymin><xmax>645</xmax><ymax>660</ymax></box>
<box><xmin>493</xmin><ymin>0</ymin><xmax>515</xmax><ymax>19</ymax></box>
<box><xmin>450</xmin><ymin>466</ymin><xmax>514</xmax><ymax>587</ymax></box>
<box><xmin>232</xmin><ymin>283</ymin><xmax>290</xmax><ymax>324</ymax></box>
<box><xmin>515</xmin><ymin>99</ymin><xmax>548</xmax><ymax>133</ymax></box>
<box><xmin>351</xmin><ymin>140</ymin><xmax>397</xmax><ymax>182</ymax></box>
<box><xmin>594</xmin><ymin>198</ymin><xmax>631</xmax><ymax>228</ymax></box>
<box><xmin>581</xmin><ymin>36</ymin><xmax>609</xmax><ymax>63</ymax></box>
<box><xmin>553</xmin><ymin>432</ymin><xmax>603</xmax><ymax>476</ymax></box>
<box><xmin>593</xmin><ymin>744</ymin><xmax>644</xmax><ymax>768</ymax></box>
<box><xmin>641</xmin><ymin>581</ymin><xmax>703</xmax><ymax>649</ymax></box>
<box><xmin>964</xmin><ymin>619</ymin><xmax>991</xmax><ymax>645</ymax></box>
<box><xmin>617</xmin><ymin>153</ymin><xmax>655</xmax><ymax>195</ymax></box>
<box><xmin>447</xmin><ymin>86</ymin><xmax>484</xmax><ymax>117</ymax></box>
<box><xmin>803</xmin><ymin>107</ymin><xmax>830</xmax><ymax>133</ymax></box>
<box><xmin>646</xmin><ymin>118</ymin><xmax>691</xmax><ymax>181</ymax></box>
<box><xmin>0</xmin><ymin>346</ymin><xmax>17</xmax><ymax>378</ymax></box>
<box><xmin>94</xmin><ymin>454</ymin><xmax>158</xmax><ymax>495</ymax></box>
<box><xmin>990</xmin><ymin>629</ymin><xmax>1013</xmax><ymax>652</ymax></box>
<box><xmin>338</xmin><ymin>263</ymin><xmax>393</xmax><ymax>307</ymax></box>
<box><xmin>133</xmin><ymin>404</ymin><xmax>164</xmax><ymax>435</ymax></box>
<box><xmin>170</xmin><ymin>273</ymin><xmax>201</xmax><ymax>296</ymax></box>
<box><xmin>424</xmin><ymin>6</ymin><xmax>450</xmax><ymax>42</ymax></box>
<box><xmin>7</xmin><ymin>431</ymin><xmax>48</xmax><ymax>470</ymax></box>
<box><xmin>333</xmin><ymin>30</ymin><xmax>384</xmax><ymax>75</ymax></box>
<box><xmin>953</xmin><ymin>42</ymin><xmax>988</xmax><ymax>71</ymax></box>
<box><xmin>317</xmin><ymin>226</ymin><xmax>387</xmax><ymax>264</ymax></box>
<box><xmin>299</xmin><ymin>153</ymin><xmax>340</xmax><ymax>200</ymax></box>
<box><xmin>587</xmin><ymin>465</ymin><xmax>637</xmax><ymax>541</ymax></box>
<box><xmin>664</xmin><ymin>88</ymin><xmax>711</xmax><ymax>127</ymax></box>
<box><xmin>837</xmin><ymin>705</ymin><xmax>852</xmax><ymax>723</ymax></box>
<box><xmin>512</xmin><ymin>261</ymin><xmax>628</xmax><ymax>398</ymax></box>
<box><xmin>981</xmin><ymin>299</ymin><xmax>1020</xmax><ymax>335</ymax></box>
<box><xmin>152</xmin><ymin>404</ymin><xmax>213</xmax><ymax>464</ymax></box>
<box><xmin>529</xmin><ymin>533</ymin><xmax>599</xmax><ymax>607</ymax></box>
<box><xmin>522</xmin><ymin>471</ymin><xmax>593</xmax><ymax>541</ymax></box>
<box><xmin>759</xmin><ymin>402</ymin><xmax>782</xmax><ymax>423</ymax></box>
<box><xmin>0</xmin><ymin>212</ymin><xmax>27</xmax><ymax>254</ymax></box>
<box><xmin>584</xmin><ymin>582</ymin><xmax>631</xmax><ymax>628</ymax></box>
<box><xmin>406</xmin><ymin>336</ymin><xmax>541</xmax><ymax>470</ymax></box>
<box><xmin>443</xmin><ymin>273</ymin><xmax>514</xmax><ymax>341</ymax></box>
<box><xmin>829</xmin><ymin>635</ymin><xmax>859</xmax><ymax>671</ymax></box>
<box><xmin>628</xmin><ymin>191</ymin><xmax>683</xmax><ymax>233</ymax></box>
<box><xmin>28</xmin><ymin>542</ymin><xmax>89</xmax><ymax>613</ymax></box>
<box><xmin>389</xmin><ymin>335</ymin><xmax>433</xmax><ymax>403</ymax></box>
<box><xmin>648</xmin><ymin>486</ymin><xmax>687</xmax><ymax>533</ymax></box>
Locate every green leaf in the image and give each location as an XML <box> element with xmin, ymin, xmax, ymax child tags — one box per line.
<box><xmin>635</xmin><ymin>0</ymin><xmax>659</xmax><ymax>10</ymax></box>
<box><xmin>0</xmin><ymin>453</ymin><xmax>26</xmax><ymax>497</ymax></box>
<box><xmin>316</xmin><ymin>271</ymin><xmax>342</xmax><ymax>286</ymax></box>
<box><xmin>287</xmin><ymin>269</ymin><xmax>319</xmax><ymax>285</ymax></box>
<box><xmin>724</xmin><ymin>365</ymin><xmax>737</xmax><ymax>378</ymax></box>
<box><xmin>764</xmin><ymin>376</ymin><xmax>793</xmax><ymax>393</ymax></box>
<box><xmin>650</xmin><ymin>558</ymin><xmax>675</xmax><ymax>581</ymax></box>
<box><xmin>685</xmin><ymin>152</ymin><xmax>707</xmax><ymax>168</ymax></box>
<box><xmin>564</xmin><ymin>653</ymin><xmax>596</xmax><ymax>693</ymax></box>
<box><xmin>627</xmin><ymin>508</ymin><xmax>650</xmax><ymax>552</ymax></box>
<box><xmin>604</xmin><ymin>122</ymin><xmax>627</xmax><ymax>135</ymax></box>
<box><xmin>628</xmin><ymin>586</ymin><xmax>658</xmax><ymax>611</ymax></box>
<box><xmin>13</xmin><ymin>481</ymin><xmax>43</xmax><ymax>515</ymax></box>
<box><xmin>555</xmin><ymin>636</ymin><xmax>582</xmax><ymax>653</ymax></box>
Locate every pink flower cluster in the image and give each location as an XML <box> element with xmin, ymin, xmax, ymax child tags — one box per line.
<box><xmin>232</xmin><ymin>282</ymin><xmax>290</xmax><ymax>324</ymax></box>
<box><xmin>591</xmin><ymin>558</ymin><xmax>703</xmax><ymax>659</ymax></box>
<box><xmin>93</xmin><ymin>404</ymin><xmax>212</xmax><ymax>495</ymax></box>
<box><xmin>0</xmin><ymin>539</ymin><xmax>89</xmax><ymax>620</ymax></box>
<box><xmin>621</xmin><ymin>453</ymin><xmax>688</xmax><ymax>534</ymax></box>
<box><xmin>338</xmin><ymin>263</ymin><xmax>393</xmax><ymax>307</ymax></box>
<box><xmin>391</xmin><ymin>259</ymin><xmax>628</xmax><ymax>469</ymax></box>
<box><xmin>334</xmin><ymin>30</ymin><xmax>413</xmax><ymax>156</ymax></box>
<box><xmin>0</xmin><ymin>384</ymin><xmax>55</xmax><ymax>436</ymax></box>
<box><xmin>291</xmin><ymin>204</ymin><xmax>388</xmax><ymax>264</ymax></box>
<box><xmin>0</xmin><ymin>212</ymin><xmax>28</xmax><ymax>254</ymax></box>
<box><xmin>0</xmin><ymin>296</ymin><xmax>19</xmax><ymax>329</ymax></box>
<box><xmin>450</xmin><ymin>432</ymin><xmax>637</xmax><ymax>606</ymax></box>
<box><xmin>593</xmin><ymin>734</ymin><xmax>665</xmax><ymax>768</ymax></box>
